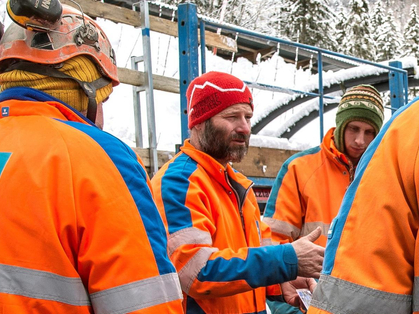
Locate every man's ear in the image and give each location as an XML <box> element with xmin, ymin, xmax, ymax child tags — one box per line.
<box><xmin>194</xmin><ymin>121</ymin><xmax>205</xmax><ymax>131</ymax></box>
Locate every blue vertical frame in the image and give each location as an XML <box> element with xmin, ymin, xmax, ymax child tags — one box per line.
<box><xmin>178</xmin><ymin>3</ymin><xmax>199</xmax><ymax>143</ymax></box>
<box><xmin>389</xmin><ymin>61</ymin><xmax>406</xmax><ymax>114</ymax></box>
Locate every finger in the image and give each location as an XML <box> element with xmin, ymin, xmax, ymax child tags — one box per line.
<box><xmin>307</xmin><ymin>278</ymin><xmax>317</xmax><ymax>292</ymax></box>
<box><xmin>285</xmin><ymin>295</ymin><xmax>300</xmax><ymax>307</ymax></box>
<box><xmin>305</xmin><ymin>226</ymin><xmax>322</xmax><ymax>242</ymax></box>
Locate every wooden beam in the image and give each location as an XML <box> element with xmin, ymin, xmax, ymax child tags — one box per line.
<box><xmin>131</xmin><ymin>147</ymin><xmax>176</xmax><ymax>170</ymax></box>
<box><xmin>231</xmin><ymin>146</ymin><xmax>298</xmax><ymax>178</ymax></box>
<box><xmin>117</xmin><ymin>68</ymin><xmax>179</xmax><ymax>94</ymax></box>
<box><xmin>296</xmin><ymin>59</ymin><xmax>312</xmax><ymax>70</ymax></box>
<box><xmin>62</xmin><ymin>0</ymin><xmax>237</xmax><ymax>52</ymax></box>
<box><xmin>236</xmin><ymin>44</ymin><xmax>259</xmax><ymax>53</ymax></box>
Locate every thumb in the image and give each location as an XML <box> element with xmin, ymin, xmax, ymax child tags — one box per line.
<box><xmin>305</xmin><ymin>226</ymin><xmax>322</xmax><ymax>242</ymax></box>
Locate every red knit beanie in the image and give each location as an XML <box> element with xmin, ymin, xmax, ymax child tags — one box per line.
<box><xmin>187</xmin><ymin>71</ymin><xmax>253</xmax><ymax>129</ymax></box>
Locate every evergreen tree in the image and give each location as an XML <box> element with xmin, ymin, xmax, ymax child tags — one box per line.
<box><xmin>278</xmin><ymin>0</ymin><xmax>293</xmax><ymax>40</ymax></box>
<box><xmin>220</xmin><ymin>0</ymin><xmax>245</xmax><ymax>25</ymax></box>
<box><xmin>236</xmin><ymin>0</ymin><xmax>265</xmax><ymax>30</ymax></box>
<box><xmin>401</xmin><ymin>4</ymin><xmax>419</xmax><ymax>59</ymax></box>
<box><xmin>334</xmin><ymin>8</ymin><xmax>347</xmax><ymax>48</ymax></box>
<box><xmin>341</xmin><ymin>0</ymin><xmax>375</xmax><ymax>60</ymax></box>
<box><xmin>371</xmin><ymin>0</ymin><xmax>386</xmax><ymax>38</ymax></box>
<box><xmin>159</xmin><ymin>0</ymin><xmax>230</xmax><ymax>21</ymax></box>
<box><xmin>376</xmin><ymin>9</ymin><xmax>402</xmax><ymax>61</ymax></box>
<box><xmin>281</xmin><ymin>0</ymin><xmax>338</xmax><ymax>51</ymax></box>
<box><xmin>370</xmin><ymin>0</ymin><xmax>385</xmax><ymax>60</ymax></box>
<box><xmin>197</xmin><ymin>0</ymin><xmax>224</xmax><ymax>20</ymax></box>
<box><xmin>262</xmin><ymin>0</ymin><xmax>287</xmax><ymax>37</ymax></box>
<box><xmin>185</xmin><ymin>0</ymin><xmax>276</xmax><ymax>33</ymax></box>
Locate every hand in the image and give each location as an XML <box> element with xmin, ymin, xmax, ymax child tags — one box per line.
<box><xmin>291</xmin><ymin>227</ymin><xmax>324</xmax><ymax>278</ymax></box>
<box><xmin>281</xmin><ymin>277</ymin><xmax>317</xmax><ymax>307</ymax></box>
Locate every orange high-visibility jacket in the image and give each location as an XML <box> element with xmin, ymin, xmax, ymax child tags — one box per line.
<box><xmin>263</xmin><ymin>128</ymin><xmax>352</xmax><ymax>246</ymax></box>
<box><xmin>0</xmin><ymin>87</ymin><xmax>183</xmax><ymax>313</ymax></box>
<box><xmin>307</xmin><ymin>98</ymin><xmax>419</xmax><ymax>314</ymax></box>
<box><xmin>151</xmin><ymin>140</ymin><xmax>299</xmax><ymax>314</ymax></box>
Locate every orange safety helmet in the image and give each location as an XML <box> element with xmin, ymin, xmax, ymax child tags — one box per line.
<box><xmin>0</xmin><ymin>3</ymin><xmax>119</xmax><ymax>87</ymax></box>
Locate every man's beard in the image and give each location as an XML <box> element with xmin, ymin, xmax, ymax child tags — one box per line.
<box><xmin>198</xmin><ymin>119</ymin><xmax>249</xmax><ymax>163</ymax></box>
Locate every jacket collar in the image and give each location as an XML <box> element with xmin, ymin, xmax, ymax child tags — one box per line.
<box><xmin>181</xmin><ymin>139</ymin><xmax>254</xmax><ymax>191</ymax></box>
<box><xmin>0</xmin><ymin>87</ymin><xmax>94</xmax><ymax>126</ymax></box>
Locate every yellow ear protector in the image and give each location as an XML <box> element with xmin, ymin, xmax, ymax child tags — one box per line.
<box><xmin>6</xmin><ymin>0</ymin><xmax>63</xmax><ymax>31</ymax></box>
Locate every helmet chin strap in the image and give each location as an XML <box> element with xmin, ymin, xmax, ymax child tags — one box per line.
<box><xmin>4</xmin><ymin>61</ymin><xmax>111</xmax><ymax>123</ymax></box>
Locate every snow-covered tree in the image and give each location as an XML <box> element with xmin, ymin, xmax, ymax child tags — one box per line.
<box><xmin>160</xmin><ymin>0</ymin><xmax>235</xmax><ymax>22</ymax></box>
<box><xmin>371</xmin><ymin>0</ymin><xmax>386</xmax><ymax>38</ymax></box>
<box><xmin>235</xmin><ymin>0</ymin><xmax>266</xmax><ymax>31</ymax></box>
<box><xmin>340</xmin><ymin>0</ymin><xmax>375</xmax><ymax>60</ymax></box>
<box><xmin>370</xmin><ymin>0</ymin><xmax>385</xmax><ymax>59</ymax></box>
<box><xmin>375</xmin><ymin>9</ymin><xmax>402</xmax><ymax>61</ymax></box>
<box><xmin>281</xmin><ymin>0</ymin><xmax>338</xmax><ymax>51</ymax></box>
<box><xmin>262</xmin><ymin>0</ymin><xmax>287</xmax><ymax>37</ymax></box>
<box><xmin>334</xmin><ymin>8</ymin><xmax>347</xmax><ymax>48</ymax></box>
<box><xmin>401</xmin><ymin>3</ymin><xmax>419</xmax><ymax>59</ymax></box>
<box><xmin>158</xmin><ymin>0</ymin><xmax>414</xmax><ymax>64</ymax></box>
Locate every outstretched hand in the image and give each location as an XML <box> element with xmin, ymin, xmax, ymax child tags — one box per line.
<box><xmin>281</xmin><ymin>277</ymin><xmax>317</xmax><ymax>307</ymax></box>
<box><xmin>291</xmin><ymin>227</ymin><xmax>325</xmax><ymax>278</ymax></box>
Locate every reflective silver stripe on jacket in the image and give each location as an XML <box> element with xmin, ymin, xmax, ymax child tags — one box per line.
<box><xmin>91</xmin><ymin>273</ymin><xmax>182</xmax><ymax>314</ymax></box>
<box><xmin>311</xmin><ymin>274</ymin><xmax>412</xmax><ymax>314</ymax></box>
<box><xmin>168</xmin><ymin>227</ymin><xmax>213</xmax><ymax>256</ymax></box>
<box><xmin>0</xmin><ymin>263</ymin><xmax>90</xmax><ymax>305</ymax></box>
<box><xmin>301</xmin><ymin>221</ymin><xmax>330</xmax><ymax>237</ymax></box>
<box><xmin>179</xmin><ymin>247</ymin><xmax>218</xmax><ymax>294</ymax></box>
<box><xmin>263</xmin><ymin>217</ymin><xmax>300</xmax><ymax>240</ymax></box>
<box><xmin>413</xmin><ymin>276</ymin><xmax>419</xmax><ymax>312</ymax></box>
<box><xmin>168</xmin><ymin>227</ymin><xmax>218</xmax><ymax>293</ymax></box>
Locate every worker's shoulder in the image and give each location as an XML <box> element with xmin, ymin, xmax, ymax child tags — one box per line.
<box><xmin>284</xmin><ymin>145</ymin><xmax>322</xmax><ymax>168</ymax></box>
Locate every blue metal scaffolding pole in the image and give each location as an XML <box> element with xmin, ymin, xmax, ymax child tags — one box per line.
<box><xmin>178</xmin><ymin>3</ymin><xmax>199</xmax><ymax>143</ymax></box>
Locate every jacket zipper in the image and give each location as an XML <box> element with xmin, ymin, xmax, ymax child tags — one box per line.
<box><xmin>224</xmin><ymin>171</ymin><xmax>254</xmax><ymax>241</ymax></box>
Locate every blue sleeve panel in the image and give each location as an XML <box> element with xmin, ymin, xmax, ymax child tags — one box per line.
<box><xmin>61</xmin><ymin>120</ymin><xmax>176</xmax><ymax>276</ymax></box>
<box><xmin>198</xmin><ymin>244</ymin><xmax>298</xmax><ymax>287</ymax></box>
<box><xmin>161</xmin><ymin>153</ymin><xmax>197</xmax><ymax>234</ymax></box>
<box><xmin>322</xmin><ymin>98</ymin><xmax>418</xmax><ymax>275</ymax></box>
<box><xmin>264</xmin><ymin>146</ymin><xmax>321</xmax><ymax>218</ymax></box>
<box><xmin>0</xmin><ymin>152</ymin><xmax>11</xmax><ymax>177</ymax></box>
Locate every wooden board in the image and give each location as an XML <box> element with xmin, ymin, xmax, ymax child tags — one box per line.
<box><xmin>131</xmin><ymin>147</ymin><xmax>176</xmax><ymax>170</ymax></box>
<box><xmin>61</xmin><ymin>0</ymin><xmax>237</xmax><ymax>52</ymax></box>
<box><xmin>231</xmin><ymin>146</ymin><xmax>298</xmax><ymax>178</ymax></box>
<box><xmin>117</xmin><ymin>68</ymin><xmax>179</xmax><ymax>94</ymax></box>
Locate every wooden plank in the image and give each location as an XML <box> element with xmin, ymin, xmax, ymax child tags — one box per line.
<box><xmin>62</xmin><ymin>0</ymin><xmax>140</xmax><ymax>26</ymax></box>
<box><xmin>61</xmin><ymin>0</ymin><xmax>237</xmax><ymax>52</ymax></box>
<box><xmin>131</xmin><ymin>147</ymin><xmax>176</xmax><ymax>169</ymax></box>
<box><xmin>117</xmin><ymin>68</ymin><xmax>179</xmax><ymax>94</ymax></box>
<box><xmin>231</xmin><ymin>146</ymin><xmax>299</xmax><ymax>178</ymax></box>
